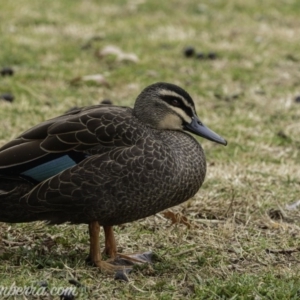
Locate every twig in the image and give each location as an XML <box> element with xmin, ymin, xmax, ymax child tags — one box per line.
<box><xmin>195</xmin><ymin>219</ymin><xmax>225</xmax><ymax>224</ymax></box>
<box><xmin>174</xmin><ymin>248</ymin><xmax>196</xmax><ymax>257</ymax></box>
<box><xmin>2</xmin><ymin>239</ymin><xmax>26</xmax><ymax>246</ymax></box>
<box><xmin>266</xmin><ymin>247</ymin><xmax>300</xmax><ymax>254</ymax></box>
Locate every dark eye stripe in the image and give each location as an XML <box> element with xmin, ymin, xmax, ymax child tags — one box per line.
<box><xmin>160</xmin><ymin>95</ymin><xmax>194</xmax><ymax>117</ymax></box>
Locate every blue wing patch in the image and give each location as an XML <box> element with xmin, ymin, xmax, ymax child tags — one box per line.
<box><xmin>21</xmin><ymin>155</ymin><xmax>81</xmax><ymax>182</ymax></box>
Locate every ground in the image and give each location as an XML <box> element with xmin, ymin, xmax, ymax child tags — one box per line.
<box><xmin>0</xmin><ymin>0</ymin><xmax>300</xmax><ymax>299</ymax></box>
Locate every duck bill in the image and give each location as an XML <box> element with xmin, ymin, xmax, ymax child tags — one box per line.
<box><xmin>184</xmin><ymin>116</ymin><xmax>227</xmax><ymax>146</ymax></box>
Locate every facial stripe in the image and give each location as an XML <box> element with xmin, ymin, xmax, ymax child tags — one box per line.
<box><xmin>159</xmin><ymin>89</ymin><xmax>187</xmax><ymax>102</ymax></box>
<box><xmin>169</xmin><ymin>107</ymin><xmax>192</xmax><ymax>124</ymax></box>
<box><xmin>158</xmin><ymin>86</ymin><xmax>194</xmax><ymax>102</ymax></box>
<box><xmin>158</xmin><ymin>89</ymin><xmax>195</xmax><ymax>121</ymax></box>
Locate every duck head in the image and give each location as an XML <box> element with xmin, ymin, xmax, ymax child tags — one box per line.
<box><xmin>133</xmin><ymin>82</ymin><xmax>227</xmax><ymax>146</ymax></box>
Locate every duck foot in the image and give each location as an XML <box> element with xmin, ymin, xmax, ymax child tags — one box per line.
<box><xmin>114</xmin><ymin>269</ymin><xmax>131</xmax><ymax>281</ymax></box>
<box><xmin>111</xmin><ymin>251</ymin><xmax>153</xmax><ymax>266</ymax></box>
<box><xmin>86</xmin><ymin>252</ymin><xmax>153</xmax><ymax>281</ymax></box>
<box><xmin>88</xmin><ymin>222</ymin><xmax>153</xmax><ymax>280</ymax></box>
<box><xmin>111</xmin><ymin>251</ymin><xmax>153</xmax><ymax>281</ymax></box>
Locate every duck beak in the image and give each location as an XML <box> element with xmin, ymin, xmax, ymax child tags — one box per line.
<box><xmin>184</xmin><ymin>115</ymin><xmax>227</xmax><ymax>146</ymax></box>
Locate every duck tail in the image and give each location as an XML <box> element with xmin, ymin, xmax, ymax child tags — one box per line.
<box><xmin>0</xmin><ymin>176</ymin><xmax>35</xmax><ymax>222</ymax></box>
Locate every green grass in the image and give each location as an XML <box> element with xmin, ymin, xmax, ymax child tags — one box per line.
<box><xmin>1</xmin><ymin>0</ymin><xmax>300</xmax><ymax>299</ymax></box>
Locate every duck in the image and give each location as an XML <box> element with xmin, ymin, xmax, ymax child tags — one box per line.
<box><xmin>0</xmin><ymin>82</ymin><xmax>227</xmax><ymax>275</ymax></box>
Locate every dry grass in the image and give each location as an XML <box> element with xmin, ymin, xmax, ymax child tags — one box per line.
<box><xmin>1</xmin><ymin>0</ymin><xmax>300</xmax><ymax>299</ymax></box>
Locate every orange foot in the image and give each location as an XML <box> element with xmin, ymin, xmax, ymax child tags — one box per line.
<box><xmin>87</xmin><ymin>222</ymin><xmax>153</xmax><ymax>281</ymax></box>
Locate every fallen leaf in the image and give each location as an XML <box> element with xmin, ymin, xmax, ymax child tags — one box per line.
<box><xmin>267</xmin><ymin>208</ymin><xmax>286</xmax><ymax>220</ymax></box>
<box><xmin>162</xmin><ymin>210</ymin><xmax>193</xmax><ymax>229</ymax></box>
<box><xmin>82</xmin><ymin>74</ymin><xmax>108</xmax><ymax>84</ymax></box>
<box><xmin>70</xmin><ymin>74</ymin><xmax>109</xmax><ymax>86</ymax></box>
<box><xmin>286</xmin><ymin>200</ymin><xmax>300</xmax><ymax>211</ymax></box>
<box><xmin>117</xmin><ymin>53</ymin><xmax>139</xmax><ymax>63</ymax></box>
<box><xmin>97</xmin><ymin>45</ymin><xmax>139</xmax><ymax>63</ymax></box>
<box><xmin>99</xmin><ymin>45</ymin><xmax>122</xmax><ymax>57</ymax></box>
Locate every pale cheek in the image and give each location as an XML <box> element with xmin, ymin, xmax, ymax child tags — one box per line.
<box><xmin>158</xmin><ymin>114</ymin><xmax>182</xmax><ymax>130</ymax></box>
<box><xmin>185</xmin><ymin>117</ymin><xmax>192</xmax><ymax>124</ymax></box>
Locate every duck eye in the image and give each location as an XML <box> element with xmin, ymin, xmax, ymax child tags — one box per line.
<box><xmin>171</xmin><ymin>99</ymin><xmax>180</xmax><ymax>106</ymax></box>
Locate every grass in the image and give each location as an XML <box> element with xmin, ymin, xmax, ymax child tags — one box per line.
<box><xmin>1</xmin><ymin>0</ymin><xmax>300</xmax><ymax>299</ymax></box>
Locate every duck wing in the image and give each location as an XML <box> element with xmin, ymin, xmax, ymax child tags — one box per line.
<box><xmin>21</xmin><ymin>144</ymin><xmax>147</xmax><ymax>225</ymax></box>
<box><xmin>0</xmin><ymin>105</ymin><xmax>134</xmax><ymax>183</ymax></box>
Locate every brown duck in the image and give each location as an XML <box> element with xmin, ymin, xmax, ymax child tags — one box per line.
<box><xmin>0</xmin><ymin>82</ymin><xmax>227</xmax><ymax>274</ymax></box>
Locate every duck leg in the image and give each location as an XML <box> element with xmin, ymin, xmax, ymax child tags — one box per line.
<box><xmin>102</xmin><ymin>225</ymin><xmax>153</xmax><ymax>266</ymax></box>
<box><xmin>88</xmin><ymin>221</ymin><xmax>120</xmax><ymax>273</ymax></box>
<box><xmin>103</xmin><ymin>225</ymin><xmax>117</xmax><ymax>258</ymax></box>
<box><xmin>88</xmin><ymin>221</ymin><xmax>101</xmax><ymax>266</ymax></box>
<box><xmin>87</xmin><ymin>221</ymin><xmax>153</xmax><ymax>281</ymax></box>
